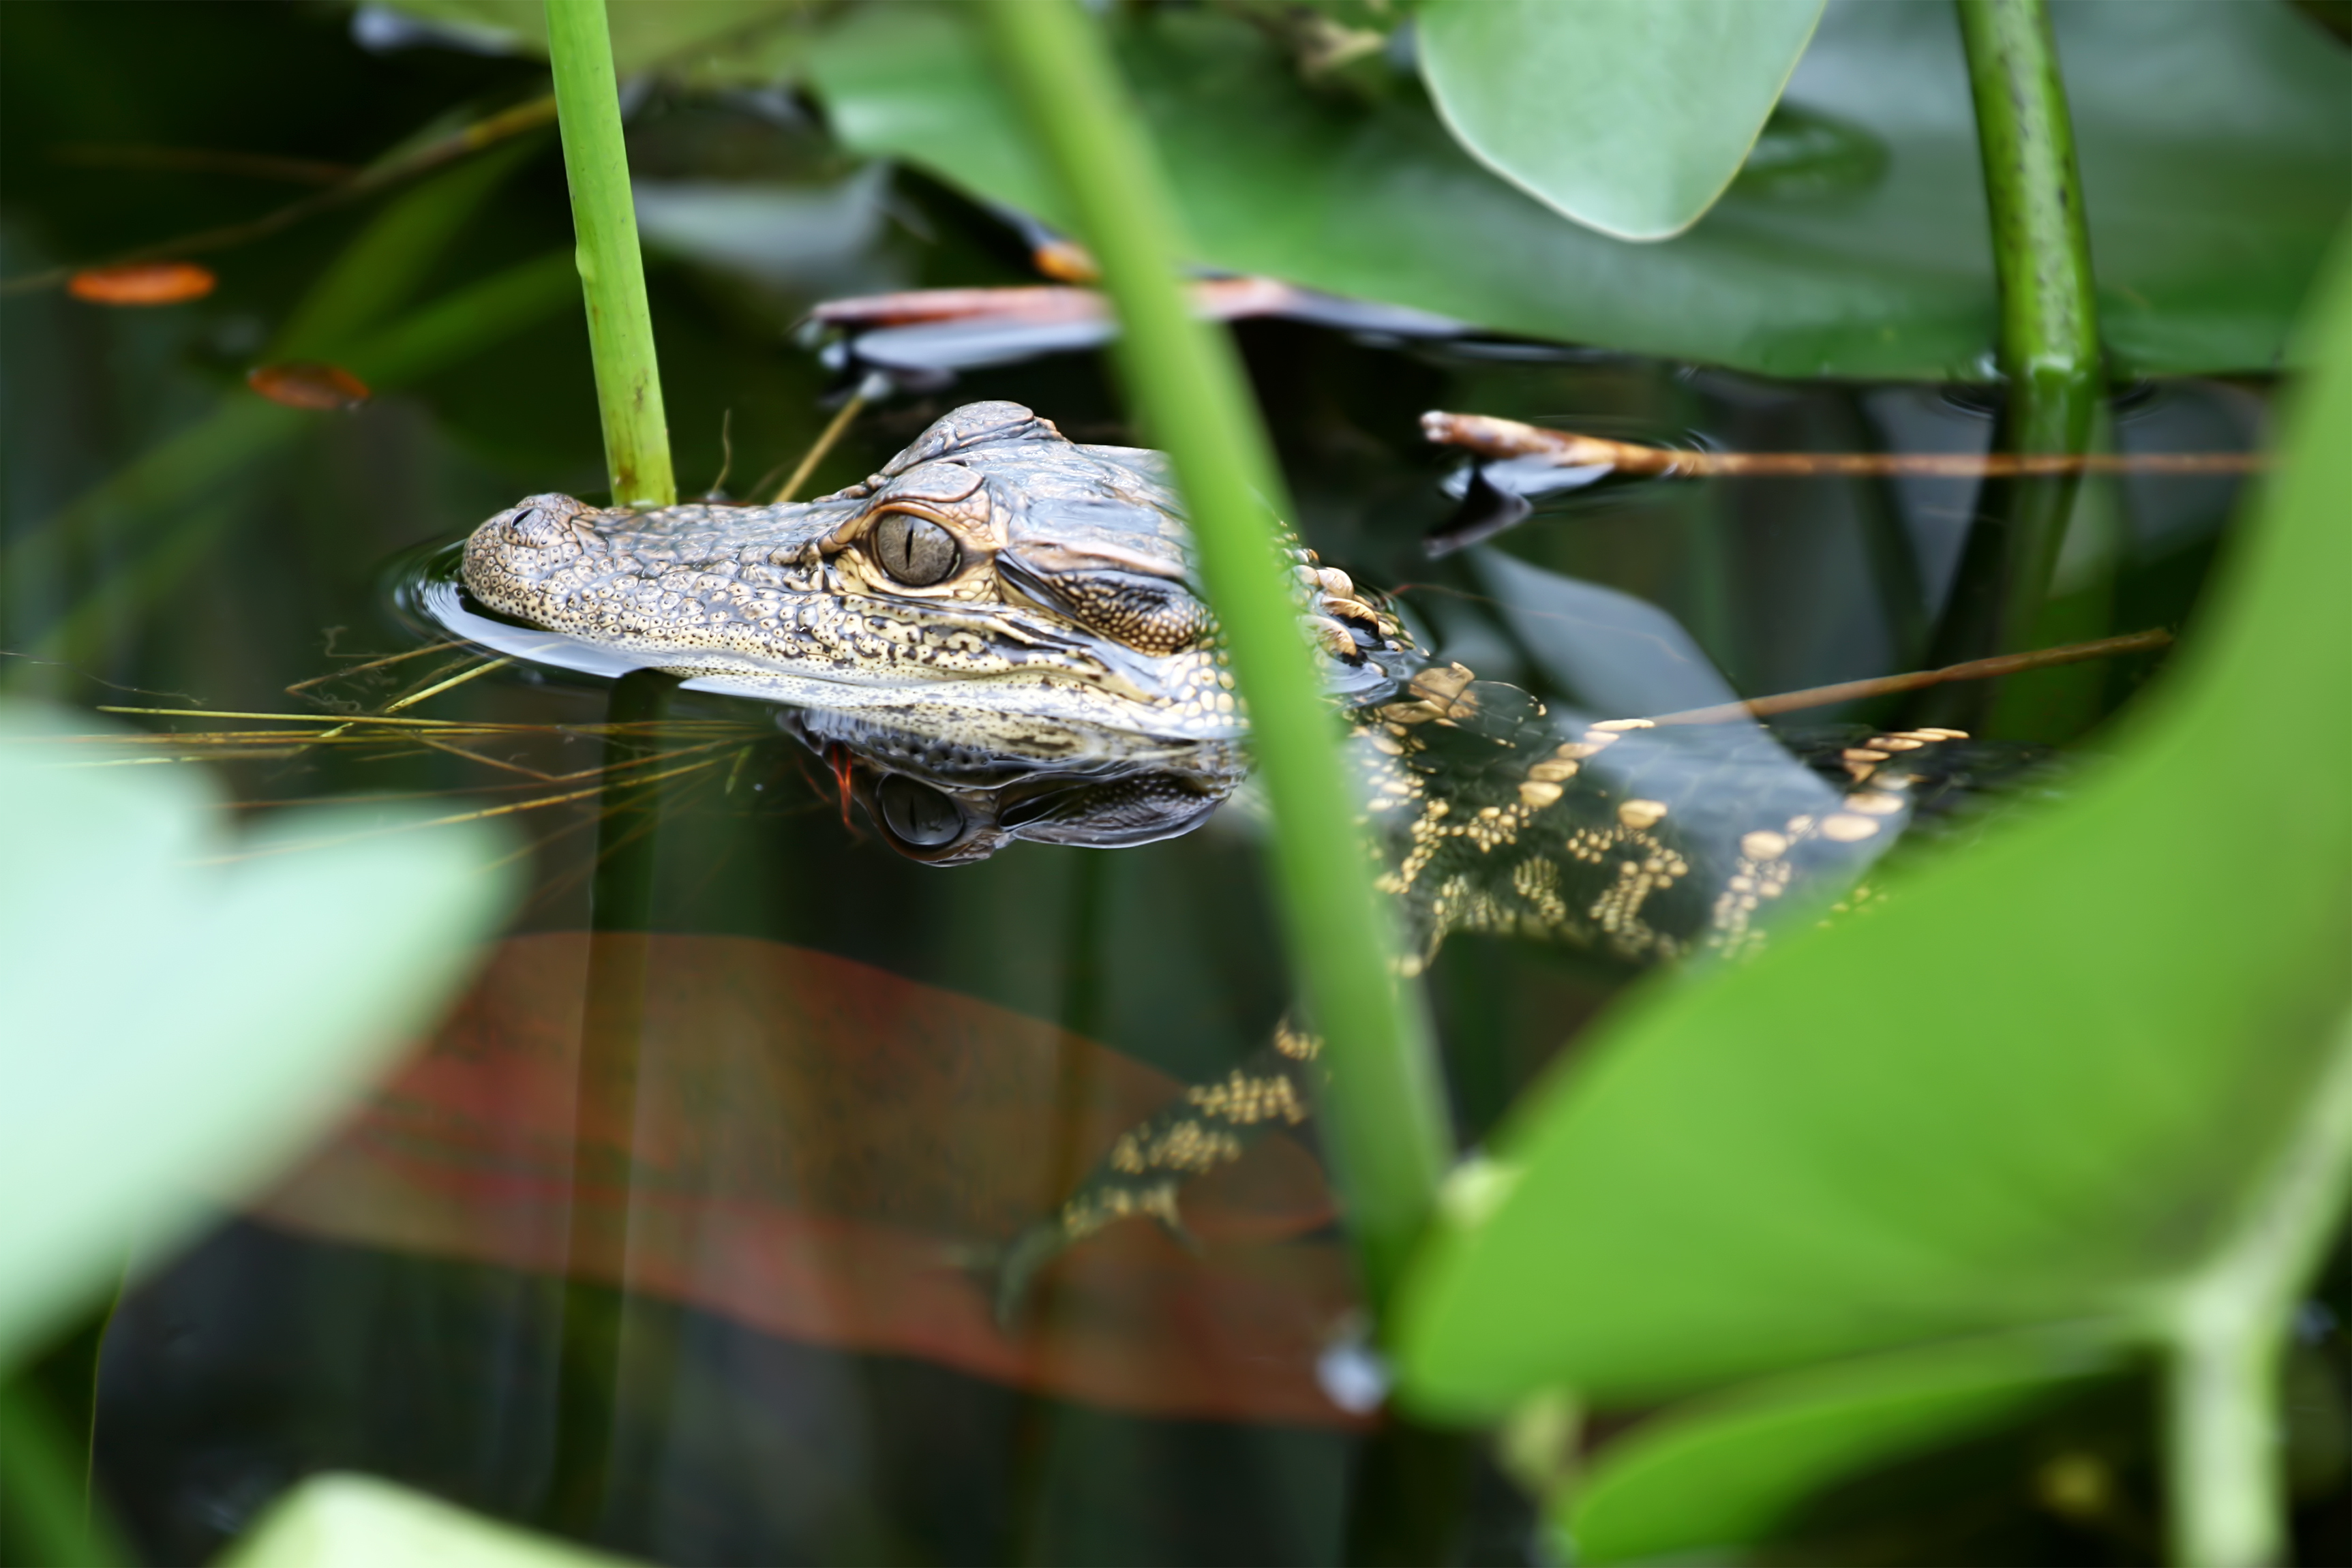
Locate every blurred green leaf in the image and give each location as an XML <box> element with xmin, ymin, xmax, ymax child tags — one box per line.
<box><xmin>806</xmin><ymin>1</ymin><xmax>2349</xmax><ymax>378</ymax></box>
<box><xmin>218</xmin><ymin>1473</ymin><xmax>624</xmax><ymax>1567</ymax></box>
<box><xmin>1417</xmin><ymin>0</ymin><xmax>1824</xmax><ymax>241</ymax></box>
<box><xmin>374</xmin><ymin>0</ymin><xmax>811</xmax><ymax>74</ymax></box>
<box><xmin>1562</xmin><ymin>1329</ymin><xmax>2121</xmax><ymax>1563</ymax></box>
<box><xmin>10</xmin><ymin>251</ymin><xmax>578</xmax><ymax>660</ymax></box>
<box><xmin>272</xmin><ymin>140</ymin><xmax>539</xmax><ymax>360</ymax></box>
<box><xmin>0</xmin><ymin>703</ymin><xmax>519</xmax><ymax>1368</ymax></box>
<box><xmin>1393</xmin><ymin>231</ymin><xmax>2352</xmax><ymax>1552</ymax></box>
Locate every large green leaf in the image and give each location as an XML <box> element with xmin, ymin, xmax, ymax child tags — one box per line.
<box><xmin>1393</xmin><ymin>234</ymin><xmax>2352</xmax><ymax>1553</ymax></box>
<box><xmin>1417</xmin><ymin>0</ymin><xmax>1825</xmax><ymax>241</ymax></box>
<box><xmin>806</xmin><ymin>1</ymin><xmax>2349</xmax><ymax>378</ymax></box>
<box><xmin>0</xmin><ymin>704</ymin><xmax>519</xmax><ymax>1368</ymax></box>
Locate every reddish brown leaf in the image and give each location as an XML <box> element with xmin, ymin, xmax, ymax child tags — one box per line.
<box><xmin>252</xmin><ymin>933</ymin><xmax>1364</xmax><ymax>1428</ymax></box>
<box><xmin>246</xmin><ymin>361</ymin><xmax>370</xmax><ymax>411</ymax></box>
<box><xmin>810</xmin><ymin>277</ymin><xmax>1308</xmax><ymax>333</ymax></box>
<box><xmin>810</xmin><ymin>284</ymin><xmax>1105</xmax><ymax>329</ymax></box>
<box><xmin>67</xmin><ymin>260</ymin><xmax>216</xmax><ymax>305</ymax></box>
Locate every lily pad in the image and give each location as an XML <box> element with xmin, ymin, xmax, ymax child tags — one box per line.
<box><xmin>804</xmin><ymin>1</ymin><xmax>2349</xmax><ymax>378</ymax></box>
<box><xmin>1417</xmin><ymin>0</ymin><xmax>1825</xmax><ymax>241</ymax></box>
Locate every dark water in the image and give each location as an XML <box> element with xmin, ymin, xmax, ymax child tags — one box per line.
<box><xmin>5</xmin><ymin>5</ymin><xmax>2330</xmax><ymax>1565</ymax></box>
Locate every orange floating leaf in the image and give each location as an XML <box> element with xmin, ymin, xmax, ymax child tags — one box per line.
<box><xmin>252</xmin><ymin>933</ymin><xmax>1361</xmax><ymax>1427</ymax></box>
<box><xmin>67</xmin><ymin>260</ymin><xmax>216</xmax><ymax>305</ymax></box>
<box><xmin>246</xmin><ymin>361</ymin><xmax>370</xmax><ymax>411</ymax></box>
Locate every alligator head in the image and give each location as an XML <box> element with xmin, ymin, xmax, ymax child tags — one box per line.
<box><xmin>462</xmin><ymin>400</ymin><xmax>1415</xmax><ymax>741</ymax></box>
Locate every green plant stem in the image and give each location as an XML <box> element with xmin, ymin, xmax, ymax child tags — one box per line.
<box><xmin>542</xmin><ymin>669</ymin><xmax>675</xmax><ymax>1536</ymax></box>
<box><xmin>2160</xmin><ymin>1006</ymin><xmax>2352</xmax><ymax>1568</ymax></box>
<box><xmin>1961</xmin><ymin>0</ymin><xmax>2099</xmax><ymax>402</ymax></box>
<box><xmin>544</xmin><ymin>0</ymin><xmax>674</xmax><ymax>506</ymax></box>
<box><xmin>975</xmin><ymin>0</ymin><xmax>1451</xmax><ymax>1314</ymax></box>
<box><xmin>48</xmin><ymin>1266</ymin><xmax>119</xmax><ymax>1531</ymax></box>
<box><xmin>0</xmin><ymin>1381</ymin><xmax>131</xmax><ymax>1567</ymax></box>
<box><xmin>1923</xmin><ymin>0</ymin><xmax>2102</xmax><ymax>726</ymax></box>
<box><xmin>585</xmin><ymin>669</ymin><xmax>674</xmax><ymax>939</ymax></box>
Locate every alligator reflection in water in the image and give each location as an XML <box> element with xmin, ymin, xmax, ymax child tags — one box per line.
<box><xmin>781</xmin><ymin>706</ymin><xmax>1246</xmax><ymax>867</ymax></box>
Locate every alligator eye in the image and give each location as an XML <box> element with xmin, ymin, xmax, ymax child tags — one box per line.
<box><xmin>877</xmin><ymin>774</ymin><xmax>965</xmax><ymax>847</ymax></box>
<box><xmin>872</xmin><ymin>511</ymin><xmax>961</xmax><ymax>586</ymax></box>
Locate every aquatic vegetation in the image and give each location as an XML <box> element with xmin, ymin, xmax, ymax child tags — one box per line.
<box><xmin>1415</xmin><ymin>0</ymin><xmax>1828</xmax><ymax>241</ymax></box>
<box><xmin>1395</xmin><ymin>246</ymin><xmax>2352</xmax><ymax>1566</ymax></box>
<box><xmin>246</xmin><ymin>361</ymin><xmax>374</xmax><ymax>411</ymax></box>
<box><xmin>0</xmin><ymin>703</ymin><xmax>520</xmax><ymax>1563</ymax></box>
<box><xmin>0</xmin><ymin>0</ymin><xmax>2345</xmax><ymax>1563</ymax></box>
<box><xmin>802</xmin><ymin>1</ymin><xmax>2349</xmax><ymax>380</ymax></box>
<box><xmin>544</xmin><ymin>0</ymin><xmax>672</xmax><ymax>504</ymax></box>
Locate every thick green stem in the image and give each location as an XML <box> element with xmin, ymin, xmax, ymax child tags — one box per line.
<box><xmin>2165</xmin><ymin>1318</ymin><xmax>2279</xmax><ymax>1568</ymax></box>
<box><xmin>1961</xmin><ymin>0</ymin><xmax>2099</xmax><ymax>399</ymax></box>
<box><xmin>544</xmin><ymin>0</ymin><xmax>674</xmax><ymax>505</ymax></box>
<box><xmin>1923</xmin><ymin>0</ymin><xmax>2102</xmax><ymax>726</ymax></box>
<box><xmin>2161</xmin><ymin>1008</ymin><xmax>2352</xmax><ymax>1568</ymax></box>
<box><xmin>975</xmin><ymin>0</ymin><xmax>1451</xmax><ymax>1314</ymax></box>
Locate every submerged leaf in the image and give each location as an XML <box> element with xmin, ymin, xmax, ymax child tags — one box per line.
<box><xmin>67</xmin><ymin>260</ymin><xmax>215</xmax><ymax>305</ymax></box>
<box><xmin>1418</xmin><ymin>0</ymin><xmax>1825</xmax><ymax>241</ymax></box>
<box><xmin>252</xmin><ymin>931</ymin><xmax>1363</xmax><ymax>1428</ymax></box>
<box><xmin>246</xmin><ymin>361</ymin><xmax>372</xmax><ymax>410</ymax></box>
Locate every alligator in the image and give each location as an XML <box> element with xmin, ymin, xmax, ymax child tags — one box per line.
<box><xmin>458</xmin><ymin>399</ymin><xmax>2017</xmax><ymax>1299</ymax></box>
